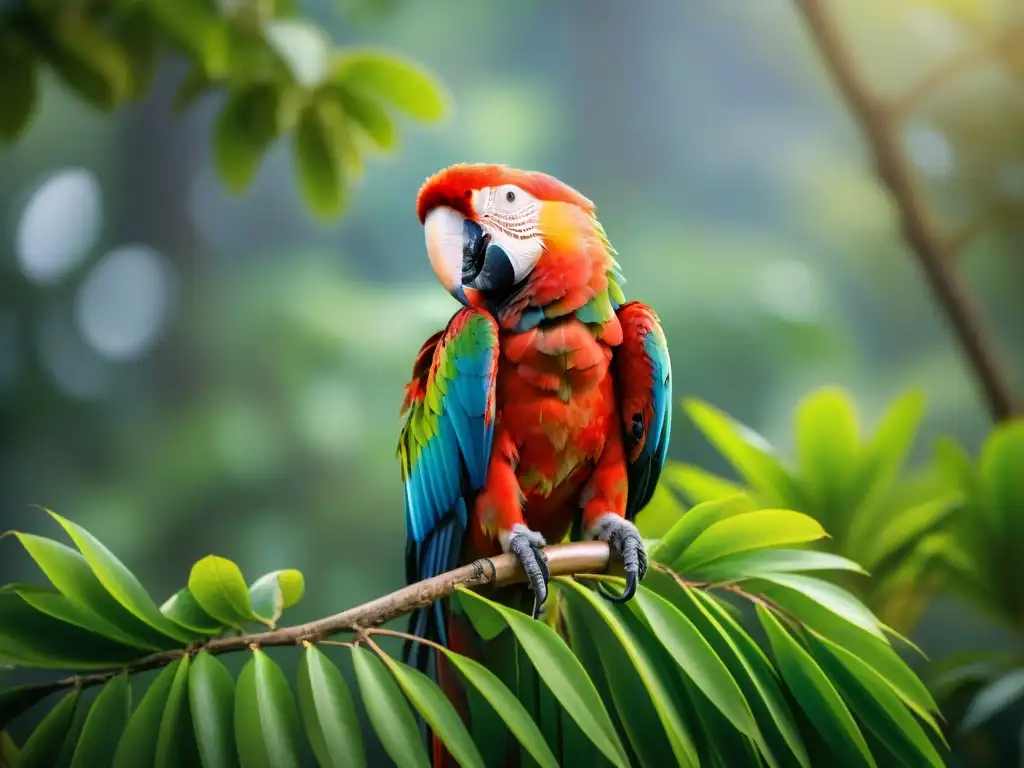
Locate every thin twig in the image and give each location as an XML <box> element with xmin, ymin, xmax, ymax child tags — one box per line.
<box><xmin>5</xmin><ymin>541</ymin><xmax>614</xmax><ymax>698</ymax></box>
<box><xmin>793</xmin><ymin>0</ymin><xmax>1019</xmax><ymax>422</ymax></box>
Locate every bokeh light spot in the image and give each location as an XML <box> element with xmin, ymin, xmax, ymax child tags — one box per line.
<box><xmin>74</xmin><ymin>244</ymin><xmax>175</xmax><ymax>361</ymax></box>
<box><xmin>16</xmin><ymin>168</ymin><xmax>103</xmax><ymax>285</ymax></box>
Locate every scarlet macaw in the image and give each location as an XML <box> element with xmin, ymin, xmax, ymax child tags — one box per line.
<box><xmin>398</xmin><ymin>163</ymin><xmax>672</xmax><ymax>664</ymax></box>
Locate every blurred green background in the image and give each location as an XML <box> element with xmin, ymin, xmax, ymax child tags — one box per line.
<box><xmin>1</xmin><ymin>0</ymin><xmax>1023</xmax><ymax>763</ymax></box>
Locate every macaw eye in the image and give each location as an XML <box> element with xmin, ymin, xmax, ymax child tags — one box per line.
<box><xmin>631</xmin><ymin>413</ymin><xmax>644</xmax><ymax>441</ymax></box>
<box><xmin>505</xmin><ymin>190</ymin><xmax>516</xmax><ymax>203</ymax></box>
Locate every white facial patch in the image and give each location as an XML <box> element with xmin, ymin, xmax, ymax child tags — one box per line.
<box><xmin>472</xmin><ymin>184</ymin><xmax>544</xmax><ymax>283</ymax></box>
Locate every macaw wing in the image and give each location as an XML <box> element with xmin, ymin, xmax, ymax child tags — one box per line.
<box><xmin>613</xmin><ymin>302</ymin><xmax>672</xmax><ymax>520</ymax></box>
<box><xmin>397</xmin><ymin>307</ymin><xmax>499</xmax><ymax>656</ymax></box>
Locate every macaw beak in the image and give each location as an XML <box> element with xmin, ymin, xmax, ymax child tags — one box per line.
<box><xmin>423</xmin><ymin>205</ymin><xmax>515</xmax><ymax>308</ymax></box>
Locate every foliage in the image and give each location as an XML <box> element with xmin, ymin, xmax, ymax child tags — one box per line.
<box><xmin>0</xmin><ymin>0</ymin><xmax>447</xmax><ymax>218</ymax></box>
<box><xmin>660</xmin><ymin>387</ymin><xmax>959</xmax><ymax>631</ymax></box>
<box><xmin>0</xmin><ymin>503</ymin><xmax>946</xmax><ymax>767</ymax></box>
<box><xmin>924</xmin><ymin>419</ymin><xmax>1024</xmax><ymax>736</ymax></box>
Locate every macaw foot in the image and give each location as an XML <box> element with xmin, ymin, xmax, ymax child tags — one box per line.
<box><xmin>588</xmin><ymin>514</ymin><xmax>648</xmax><ymax>603</ymax></box>
<box><xmin>504</xmin><ymin>524</ymin><xmax>550</xmax><ymax>619</ymax></box>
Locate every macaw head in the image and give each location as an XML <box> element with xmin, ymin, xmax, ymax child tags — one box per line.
<box><xmin>416</xmin><ymin>163</ymin><xmax>625</xmax><ymax>334</ymax></box>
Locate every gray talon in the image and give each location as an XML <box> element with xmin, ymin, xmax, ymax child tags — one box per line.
<box><xmin>589</xmin><ymin>515</ymin><xmax>647</xmax><ymax>603</ymax></box>
<box><xmin>507</xmin><ymin>524</ymin><xmax>549</xmax><ymax>618</ymax></box>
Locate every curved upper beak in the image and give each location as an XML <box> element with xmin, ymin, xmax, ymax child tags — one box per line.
<box><xmin>423</xmin><ymin>205</ymin><xmax>515</xmax><ymax>307</ymax></box>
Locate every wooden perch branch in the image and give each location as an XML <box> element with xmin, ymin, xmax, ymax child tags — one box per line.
<box><xmin>793</xmin><ymin>0</ymin><xmax>1018</xmax><ymax>423</ymax></box>
<box><xmin>10</xmin><ymin>542</ymin><xmax>615</xmax><ymax>698</ymax></box>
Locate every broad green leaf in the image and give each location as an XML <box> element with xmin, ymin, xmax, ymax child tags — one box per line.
<box><xmin>559</xmin><ymin>578</ymin><xmax>698</xmax><ymax>768</ymax></box>
<box><xmin>756</xmin><ymin>574</ymin><xmax>883</xmax><ymax>640</ymax></box>
<box><xmin>17</xmin><ymin>689</ymin><xmax>80</xmax><ymax>768</ymax></box>
<box><xmin>661</xmin><ymin>462</ymin><xmax>747</xmax><ymax>505</ymax></box>
<box><xmin>333</xmin><ymin>50</ymin><xmax>447</xmax><ymax>121</ymax></box>
<box><xmin>249</xmin><ymin>570</ymin><xmax>305</xmax><ymax>628</ymax></box>
<box><xmin>297</xmin><ymin>645</ymin><xmax>365</xmax><ymax>768</ymax></box>
<box><xmin>454</xmin><ymin>589</ymin><xmax>507</xmax><ymax>641</ymax></box>
<box><xmin>10</xmin><ymin>532</ymin><xmax>177</xmax><ymax>649</ymax></box>
<box><xmin>442</xmin><ymin>649</ymin><xmax>558</xmax><ymax>768</ymax></box>
<box><xmin>0</xmin><ymin>591</ymin><xmax>143</xmax><ymax>669</ymax></box>
<box><xmin>0</xmin><ymin>730</ymin><xmax>17</xmax><ymax>766</ymax></box>
<box><xmin>188</xmin><ymin>556</ymin><xmax>256</xmax><ymax>628</ymax></box>
<box><xmin>293</xmin><ymin>103</ymin><xmax>346</xmax><ymax>219</ymax></box>
<box><xmin>70</xmin><ymin>673</ymin><xmax>130</xmax><ymax>768</ymax></box>
<box><xmin>263</xmin><ymin>20</ymin><xmax>332</xmax><ymax>88</ymax></box>
<box><xmin>148</xmin><ymin>0</ymin><xmax>228</xmax><ymax>76</ymax></box>
<box><xmin>189</xmin><ymin>651</ymin><xmax>238</xmax><ymax>768</ymax></box>
<box><xmin>649</xmin><ymin>494</ymin><xmax>757</xmax><ymax>567</ymax></box>
<box><xmin>980</xmin><ymin>422</ymin><xmax>1024</xmax><ymax>550</ymax></box>
<box><xmin>42</xmin><ymin>17</ymin><xmax>131</xmax><ymax>109</ymax></box>
<box><xmin>113</xmin><ymin>661</ymin><xmax>181</xmax><ymax>767</ymax></box>
<box><xmin>0</xmin><ymin>685</ymin><xmax>56</xmax><ymax>731</ymax></box>
<box><xmin>676</xmin><ymin>510</ymin><xmax>827</xmax><ymax>572</ymax></box>
<box><xmin>0</xmin><ymin>50</ymin><xmax>37</xmax><ymax>141</ymax></box>
<box><xmin>331</xmin><ymin>85</ymin><xmax>398</xmax><ymax>151</ymax></box>
<box><xmin>684</xmin><ymin>399</ymin><xmax>803</xmax><ymax>505</ymax></box>
<box><xmin>235</xmin><ymin>650</ymin><xmax>302</xmax><ymax>768</ymax></box>
<box><xmin>155</xmin><ymin>652</ymin><xmax>194</xmax><ymax>768</ymax></box>
<box><xmin>634</xmin><ymin>483</ymin><xmax>687</xmax><ymax>539</ymax></box>
<box><xmin>855</xmin><ymin>495</ymin><xmax>957</xmax><ymax>572</ymax></box>
<box><xmin>631</xmin><ymin>585</ymin><xmax>756</xmax><ymax>737</ymax></box>
<box><xmin>161</xmin><ymin>588</ymin><xmax>223</xmax><ymax>635</ymax></box>
<box><xmin>213</xmin><ymin>85</ymin><xmax>281</xmax><ymax>193</ymax></box>
<box><xmin>455</xmin><ymin>587</ymin><xmax>629</xmax><ymax>768</ymax></box>
<box><xmin>850</xmin><ymin>389</ymin><xmax>925</xmax><ymax>511</ymax></box>
<box><xmin>810</xmin><ymin>635</ymin><xmax>945</xmax><ymax>768</ymax></box>
<box><xmin>48</xmin><ymin>511</ymin><xmax>196</xmax><ymax>642</ymax></box>
<box><xmin>350</xmin><ymin>645</ymin><xmax>429</xmax><ymax>768</ymax></box>
<box><xmin>961</xmin><ymin>667</ymin><xmax>1024</xmax><ymax>731</ymax></box>
<box><xmin>690</xmin><ymin>549</ymin><xmax>867</xmax><ymax>583</ymax></box>
<box><xmin>795</xmin><ymin>387</ymin><xmax>860</xmax><ymax>514</ymax></box>
<box><xmin>381</xmin><ymin>658</ymin><xmax>485</xmax><ymax>768</ymax></box>
<box><xmin>758</xmin><ymin>606</ymin><xmax>876</xmax><ymax>767</ymax></box>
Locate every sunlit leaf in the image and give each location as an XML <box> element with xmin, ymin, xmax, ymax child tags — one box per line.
<box><xmin>249</xmin><ymin>569</ymin><xmax>305</xmax><ymax>628</ymax></box>
<box><xmin>297</xmin><ymin>645</ymin><xmax>365</xmax><ymax>768</ymax></box>
<box><xmin>155</xmin><ymin>652</ymin><xmax>196</xmax><ymax>768</ymax></box>
<box><xmin>332</xmin><ymin>50</ymin><xmax>447</xmax><ymax>121</ymax></box>
<box><xmin>188</xmin><ymin>555</ymin><xmax>257</xmax><ymax>629</ymax></box>
<box><xmin>189</xmin><ymin>651</ymin><xmax>238</xmax><ymax>768</ymax></box>
<box><xmin>17</xmin><ymin>689</ymin><xmax>80</xmax><ymax>768</ymax></box>
<box><xmin>148</xmin><ymin>0</ymin><xmax>229</xmax><ymax>76</ymax></box>
<box><xmin>213</xmin><ymin>84</ymin><xmax>281</xmax><ymax>194</ymax></box>
<box><xmin>795</xmin><ymin>386</ymin><xmax>860</xmax><ymax>516</ymax></box>
<box><xmin>161</xmin><ymin>588</ymin><xmax>223</xmax><ymax>635</ymax></box>
<box><xmin>263</xmin><ymin>19</ymin><xmax>332</xmax><ymax>88</ymax></box>
<box><xmin>855</xmin><ymin>495</ymin><xmax>957</xmax><ymax>572</ymax></box>
<box><xmin>661</xmin><ymin>462</ymin><xmax>746</xmax><ymax>505</ymax></box>
<box><xmin>756</xmin><ymin>574</ymin><xmax>884</xmax><ymax>640</ymax></box>
<box><xmin>114</xmin><ymin>661</ymin><xmax>181</xmax><ymax>768</ymax></box>
<box><xmin>649</xmin><ymin>494</ymin><xmax>758</xmax><ymax>568</ymax></box>
<box><xmin>235</xmin><ymin>650</ymin><xmax>302</xmax><ymax>768</ymax></box>
<box><xmin>850</xmin><ymin>389</ymin><xmax>925</xmax><ymax>511</ymax></box>
<box><xmin>961</xmin><ymin>667</ymin><xmax>1024</xmax><ymax>731</ymax></box>
<box><xmin>675</xmin><ymin>510</ymin><xmax>827</xmax><ymax>572</ymax></box>
<box><xmin>690</xmin><ymin>548</ymin><xmax>867</xmax><ymax>583</ymax></box>
<box><xmin>70</xmin><ymin>672</ymin><xmax>130</xmax><ymax>768</ymax></box>
<box><xmin>350</xmin><ymin>645</ymin><xmax>429</xmax><ymax>768</ymax></box>
<box><xmin>330</xmin><ymin>85</ymin><xmax>398</xmax><ymax>151</ymax></box>
<box><xmin>980</xmin><ymin>422</ymin><xmax>1024</xmax><ymax>555</ymax></box>
<box><xmin>293</xmin><ymin>103</ymin><xmax>346</xmax><ymax>219</ymax></box>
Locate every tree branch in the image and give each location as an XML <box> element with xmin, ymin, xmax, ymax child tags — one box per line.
<box><xmin>8</xmin><ymin>541</ymin><xmax>615</xmax><ymax>698</ymax></box>
<box><xmin>793</xmin><ymin>0</ymin><xmax>1018</xmax><ymax>423</ymax></box>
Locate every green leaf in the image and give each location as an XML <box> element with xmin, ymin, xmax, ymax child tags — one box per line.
<box><xmin>0</xmin><ymin>686</ymin><xmax>56</xmax><ymax>731</ymax></box>
<box><xmin>48</xmin><ymin>511</ymin><xmax>196</xmax><ymax>643</ymax></box>
<box><xmin>758</xmin><ymin>606</ymin><xmax>876</xmax><ymax>767</ymax></box>
<box><xmin>297</xmin><ymin>645</ymin><xmax>365</xmax><ymax>768</ymax></box>
<box><xmin>148</xmin><ymin>0</ymin><xmax>229</xmax><ymax>77</ymax></box>
<box><xmin>0</xmin><ymin>730</ymin><xmax>17</xmax><ymax>766</ymax></box>
<box><xmin>331</xmin><ymin>85</ymin><xmax>398</xmax><ymax>151</ymax></box>
<box><xmin>810</xmin><ymin>635</ymin><xmax>945</xmax><ymax>768</ymax></box>
<box><xmin>980</xmin><ymin>422</ymin><xmax>1024</xmax><ymax>548</ymax></box>
<box><xmin>454</xmin><ymin>590</ymin><xmax>507</xmax><ymax>641</ymax></box>
<box><xmin>381</xmin><ymin>658</ymin><xmax>485</xmax><ymax>768</ymax></box>
<box><xmin>41</xmin><ymin>17</ymin><xmax>131</xmax><ymax>109</ymax></box>
<box><xmin>675</xmin><ymin>509</ymin><xmax>827</xmax><ymax>572</ymax></box>
<box><xmin>235</xmin><ymin>649</ymin><xmax>302</xmax><ymax>768</ymax></box>
<box><xmin>661</xmin><ymin>462</ymin><xmax>746</xmax><ymax>505</ymax></box>
<box><xmin>161</xmin><ymin>588</ymin><xmax>223</xmax><ymax>635</ymax></box>
<box><xmin>455</xmin><ymin>587</ymin><xmax>629</xmax><ymax>768</ymax></box>
<box><xmin>0</xmin><ymin>50</ymin><xmax>37</xmax><ymax>141</ymax></box>
<box><xmin>332</xmin><ymin>50</ymin><xmax>447</xmax><ymax>121</ymax></box>
<box><xmin>293</xmin><ymin>102</ymin><xmax>347</xmax><ymax>219</ymax></box>
<box><xmin>116</xmin><ymin>8</ymin><xmax>163</xmax><ymax>100</ymax></box>
<box><xmin>690</xmin><ymin>549</ymin><xmax>867</xmax><ymax>583</ymax></box>
<box><xmin>441</xmin><ymin>649</ymin><xmax>558</xmax><ymax>768</ymax></box>
<box><xmin>850</xmin><ymin>389</ymin><xmax>925</xmax><ymax>510</ymax></box>
<box><xmin>795</xmin><ymin>387</ymin><xmax>860</xmax><ymax>513</ymax></box>
<box><xmin>113</xmin><ymin>661</ymin><xmax>182</xmax><ymax>768</ymax></box>
<box><xmin>0</xmin><ymin>591</ymin><xmax>143</xmax><ymax>669</ymax></box>
<box><xmin>11</xmin><ymin>532</ymin><xmax>178</xmax><ymax>650</ymax></box>
<box><xmin>174</xmin><ymin>67</ymin><xmax>216</xmax><ymax>113</ymax></box>
<box><xmin>213</xmin><ymin>84</ymin><xmax>281</xmax><ymax>194</ymax></box>
<box><xmin>263</xmin><ymin>19</ymin><xmax>332</xmax><ymax>88</ymax></box>
<box><xmin>70</xmin><ymin>673</ymin><xmax>130</xmax><ymax>768</ymax></box>
<box><xmin>188</xmin><ymin>555</ymin><xmax>257</xmax><ymax>629</ymax></box>
<box><xmin>961</xmin><ymin>667</ymin><xmax>1024</xmax><ymax>731</ymax></box>
<box><xmin>189</xmin><ymin>651</ymin><xmax>238</xmax><ymax>768</ymax></box>
<box><xmin>756</xmin><ymin>574</ymin><xmax>884</xmax><ymax>640</ymax></box>
<box><xmin>649</xmin><ymin>494</ymin><xmax>757</xmax><ymax>567</ymax></box>
<box><xmin>634</xmin><ymin>483</ymin><xmax>687</xmax><ymax>539</ymax></box>
<box><xmin>155</xmin><ymin>652</ymin><xmax>194</xmax><ymax>768</ymax></box>
<box><xmin>855</xmin><ymin>495</ymin><xmax>957</xmax><ymax>572</ymax></box>
<box><xmin>249</xmin><ymin>570</ymin><xmax>305</xmax><ymax>628</ymax></box>
<box><xmin>17</xmin><ymin>689</ymin><xmax>80</xmax><ymax>768</ymax></box>
<box><xmin>684</xmin><ymin>398</ymin><xmax>803</xmax><ymax>505</ymax></box>
<box><xmin>559</xmin><ymin>578</ymin><xmax>698</xmax><ymax>767</ymax></box>
<box><xmin>350</xmin><ymin>645</ymin><xmax>429</xmax><ymax>768</ymax></box>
